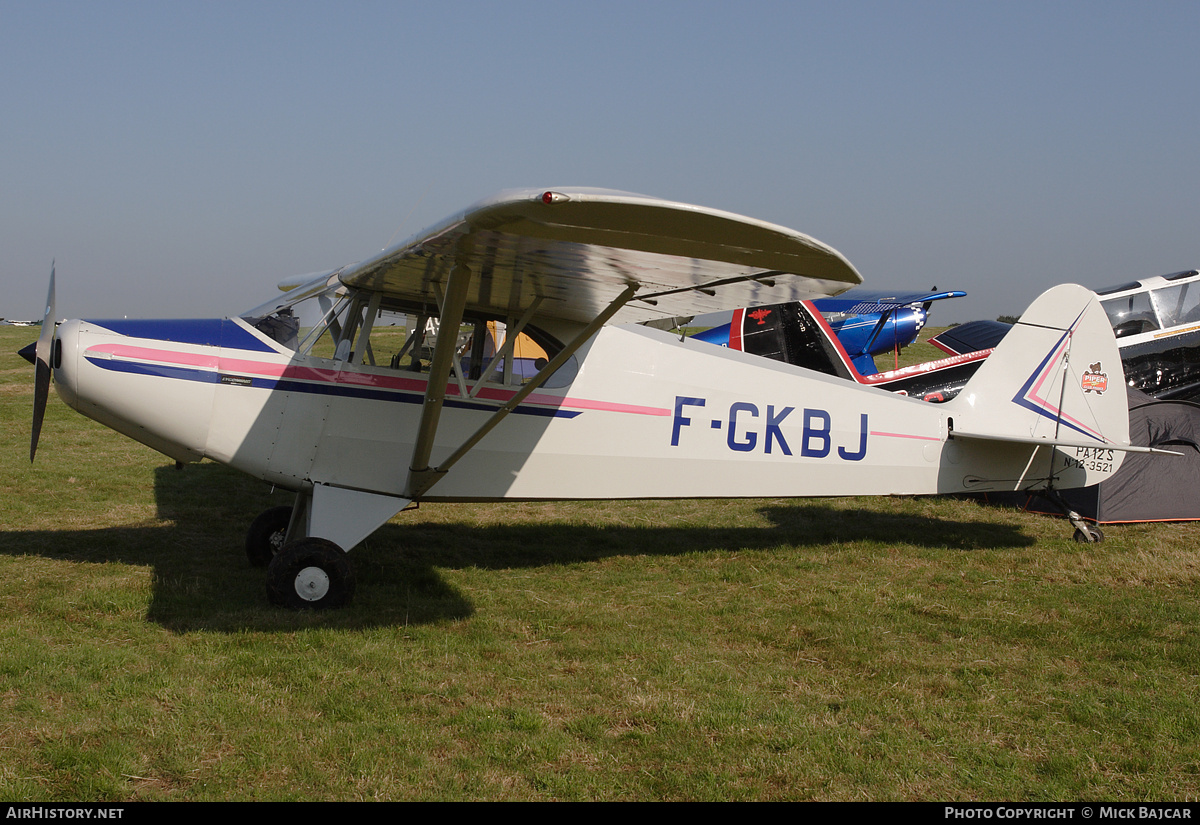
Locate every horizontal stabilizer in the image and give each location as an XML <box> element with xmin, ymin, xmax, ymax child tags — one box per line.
<box><xmin>949</xmin><ymin>429</ymin><xmax>1180</xmax><ymax>455</ymax></box>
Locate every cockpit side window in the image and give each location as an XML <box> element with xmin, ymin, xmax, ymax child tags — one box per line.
<box><xmin>299</xmin><ymin>294</ymin><xmax>353</xmax><ymax>358</ymax></box>
<box><xmin>1101</xmin><ymin>291</ymin><xmax>1159</xmax><ymax>337</ymax></box>
<box><xmin>391</xmin><ymin>311</ymin><xmax>576</xmax><ymax>389</ymax></box>
<box><xmin>1151</xmin><ymin>282</ymin><xmax>1200</xmax><ymax>329</ymax></box>
<box><xmin>247</xmin><ymin>285</ymin><xmax>577</xmax><ymax>388</ymax></box>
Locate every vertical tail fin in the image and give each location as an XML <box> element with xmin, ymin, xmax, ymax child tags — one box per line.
<box><xmin>943</xmin><ymin>284</ymin><xmax>1130</xmax><ymax>492</ymax></box>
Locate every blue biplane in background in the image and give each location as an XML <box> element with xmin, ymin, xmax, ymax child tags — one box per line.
<box><xmin>687</xmin><ymin>291</ymin><xmax>988</xmax><ymax>405</ymax></box>
<box><xmin>692</xmin><ymin>288</ymin><xmax>965</xmax><ymax>375</ymax></box>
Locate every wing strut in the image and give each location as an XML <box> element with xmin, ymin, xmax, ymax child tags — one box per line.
<box><xmin>404</xmin><ymin>260</ymin><xmax>474</xmax><ymax>498</ymax></box>
<box><xmin>403</xmin><ymin>283</ymin><xmax>638</xmax><ymax>499</ymax></box>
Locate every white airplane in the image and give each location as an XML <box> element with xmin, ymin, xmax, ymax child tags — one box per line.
<box><xmin>23</xmin><ymin>188</ymin><xmax>1161</xmax><ymax>609</ymax></box>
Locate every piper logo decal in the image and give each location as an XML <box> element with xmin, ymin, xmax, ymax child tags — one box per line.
<box><xmin>1082</xmin><ymin>362</ymin><xmax>1108</xmax><ymax>394</ymax></box>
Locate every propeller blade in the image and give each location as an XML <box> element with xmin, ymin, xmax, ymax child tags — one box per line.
<box><xmin>31</xmin><ymin>359</ymin><xmax>50</xmax><ymax>462</ymax></box>
<box><xmin>30</xmin><ymin>264</ymin><xmax>56</xmax><ymax>462</ymax></box>
<box><xmin>35</xmin><ymin>264</ymin><xmax>55</xmax><ymax>365</ymax></box>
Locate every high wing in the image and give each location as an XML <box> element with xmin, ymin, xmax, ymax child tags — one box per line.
<box><xmin>335</xmin><ymin>188</ymin><xmax>862</xmax><ymax>325</ymax></box>
<box><xmin>316</xmin><ymin>188</ymin><xmax>861</xmax><ymax>501</ymax></box>
<box><xmin>812</xmin><ymin>288</ymin><xmax>966</xmax><ymax>316</ymax></box>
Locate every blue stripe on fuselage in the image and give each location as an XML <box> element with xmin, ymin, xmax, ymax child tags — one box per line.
<box><xmin>85</xmin><ymin>319</ymin><xmax>277</xmax><ymax>353</ymax></box>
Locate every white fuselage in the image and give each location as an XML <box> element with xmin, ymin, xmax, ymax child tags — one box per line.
<box><xmin>52</xmin><ymin>316</ymin><xmax>979</xmax><ymax>502</ymax></box>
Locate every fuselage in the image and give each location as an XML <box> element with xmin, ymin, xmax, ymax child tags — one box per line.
<box><xmin>49</xmin><ymin>275</ymin><xmax>1127</xmax><ymax>508</ymax></box>
<box><xmin>53</xmin><ymin>313</ymin><xmax>967</xmax><ymax>501</ymax></box>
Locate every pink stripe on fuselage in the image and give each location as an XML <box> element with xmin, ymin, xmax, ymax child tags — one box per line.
<box><xmin>870</xmin><ymin>430</ymin><xmax>941</xmax><ymax>442</ymax></box>
<box><xmin>86</xmin><ymin>343</ymin><xmax>670</xmax><ymax>417</ymax></box>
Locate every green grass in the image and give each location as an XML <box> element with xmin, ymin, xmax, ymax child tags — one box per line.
<box><xmin>2</xmin><ymin>325</ymin><xmax>1199</xmax><ymax>800</ymax></box>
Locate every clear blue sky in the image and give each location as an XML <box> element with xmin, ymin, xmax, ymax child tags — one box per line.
<box><xmin>3</xmin><ymin>1</ymin><xmax>1197</xmax><ymax>325</ymax></box>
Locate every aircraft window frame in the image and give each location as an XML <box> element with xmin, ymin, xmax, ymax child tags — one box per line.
<box><xmin>423</xmin><ymin>308</ymin><xmax>578</xmax><ymax>391</ymax></box>
<box><xmin>297</xmin><ymin>294</ymin><xmax>353</xmax><ymax>359</ymax></box>
<box><xmin>1101</xmin><ymin>291</ymin><xmax>1159</xmax><ymax>337</ymax></box>
<box><xmin>1094</xmin><ymin>273</ymin><xmax>1200</xmax><ymax>333</ymax></box>
<box><xmin>1164</xmin><ymin>269</ymin><xmax>1200</xmax><ymax>282</ymax></box>
<box><xmin>241</xmin><ymin>276</ymin><xmax>352</xmax><ymax>355</ymax></box>
<box><xmin>1095</xmin><ymin>281</ymin><xmax>1142</xmax><ymax>296</ymax></box>
<box><xmin>307</xmin><ymin>291</ymin><xmax>579</xmax><ymax>389</ymax></box>
<box><xmin>1152</xmin><ymin>282</ymin><xmax>1200</xmax><ymax>329</ymax></box>
<box><xmin>243</xmin><ymin>284</ymin><xmax>578</xmax><ymax>389</ymax></box>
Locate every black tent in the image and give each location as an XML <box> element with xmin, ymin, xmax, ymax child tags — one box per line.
<box><xmin>980</xmin><ymin>389</ymin><xmax>1200</xmax><ymax>523</ymax></box>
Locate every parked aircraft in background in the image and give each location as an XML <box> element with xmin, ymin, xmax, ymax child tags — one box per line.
<box><xmin>932</xmin><ymin>270</ymin><xmax>1200</xmax><ymax>402</ymax></box>
<box><xmin>689</xmin><ymin>298</ymin><xmax>989</xmax><ymax>404</ymax></box>
<box><xmin>692</xmin><ymin>289</ymin><xmax>964</xmax><ymax>375</ymax></box>
<box><xmin>812</xmin><ymin>288</ymin><xmax>965</xmax><ymax>373</ymax></box>
<box><xmin>21</xmin><ymin>189</ymin><xmax>1152</xmax><ymax>608</ymax></box>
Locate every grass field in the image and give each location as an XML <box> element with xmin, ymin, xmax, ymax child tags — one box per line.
<box><xmin>2</xmin><ymin>325</ymin><xmax>1199</xmax><ymax>800</ymax></box>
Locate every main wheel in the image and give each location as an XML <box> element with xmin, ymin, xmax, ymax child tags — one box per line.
<box><xmin>266</xmin><ymin>537</ymin><xmax>356</xmax><ymax>610</ymax></box>
<box><xmin>245</xmin><ymin>505</ymin><xmax>294</xmax><ymax>568</ymax></box>
<box><xmin>1072</xmin><ymin>524</ymin><xmax>1104</xmax><ymax>544</ymax></box>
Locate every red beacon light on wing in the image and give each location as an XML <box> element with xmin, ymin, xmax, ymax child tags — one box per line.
<box><xmin>541</xmin><ymin>191</ymin><xmax>569</xmax><ymax>204</ymax></box>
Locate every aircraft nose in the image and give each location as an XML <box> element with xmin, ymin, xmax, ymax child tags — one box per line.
<box><xmin>51</xmin><ymin>319</ymin><xmax>81</xmax><ymax>409</ymax></box>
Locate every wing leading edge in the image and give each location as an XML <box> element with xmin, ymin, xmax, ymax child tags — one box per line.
<box><xmin>336</xmin><ymin>188</ymin><xmax>862</xmax><ymax>325</ymax></box>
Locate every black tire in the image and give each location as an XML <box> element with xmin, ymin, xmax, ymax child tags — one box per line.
<box><xmin>245</xmin><ymin>505</ymin><xmax>294</xmax><ymax>568</ymax></box>
<box><xmin>1072</xmin><ymin>525</ymin><xmax>1104</xmax><ymax>544</ymax></box>
<box><xmin>266</xmin><ymin>537</ymin><xmax>356</xmax><ymax>610</ymax></box>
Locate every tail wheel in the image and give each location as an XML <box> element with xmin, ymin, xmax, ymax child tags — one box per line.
<box><xmin>245</xmin><ymin>505</ymin><xmax>294</xmax><ymax>567</ymax></box>
<box><xmin>267</xmin><ymin>537</ymin><xmax>356</xmax><ymax>610</ymax></box>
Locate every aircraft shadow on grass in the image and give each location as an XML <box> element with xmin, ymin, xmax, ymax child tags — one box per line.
<box><xmin>0</xmin><ymin>462</ymin><xmax>1033</xmax><ymax>632</ymax></box>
